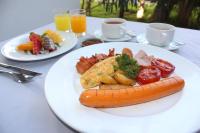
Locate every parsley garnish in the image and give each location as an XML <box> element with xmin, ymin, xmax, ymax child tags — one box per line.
<box><xmin>115</xmin><ymin>54</ymin><xmax>140</xmax><ymax>79</ymax></box>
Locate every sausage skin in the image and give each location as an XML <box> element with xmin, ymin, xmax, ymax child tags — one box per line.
<box><xmin>79</xmin><ymin>76</ymin><xmax>185</xmax><ymax>108</ymax></box>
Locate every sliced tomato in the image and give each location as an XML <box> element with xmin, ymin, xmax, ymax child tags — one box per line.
<box><xmin>151</xmin><ymin>58</ymin><xmax>175</xmax><ymax>78</ymax></box>
<box><xmin>136</xmin><ymin>66</ymin><xmax>161</xmax><ymax>85</ymax></box>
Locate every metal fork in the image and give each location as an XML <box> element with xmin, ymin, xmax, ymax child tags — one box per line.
<box><xmin>0</xmin><ymin>69</ymin><xmax>34</xmax><ymax>83</ymax></box>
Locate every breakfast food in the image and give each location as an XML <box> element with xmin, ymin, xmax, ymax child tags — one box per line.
<box><xmin>76</xmin><ymin>48</ymin><xmax>185</xmax><ymax>108</ymax></box>
<box><xmin>76</xmin><ymin>49</ymin><xmax>114</xmax><ymax>74</ymax></box>
<box><xmin>80</xmin><ymin>56</ymin><xmax>117</xmax><ymax>89</ymax></box>
<box><xmin>17</xmin><ymin>30</ymin><xmax>63</xmax><ymax>55</ymax></box>
<box><xmin>17</xmin><ymin>41</ymin><xmax>34</xmax><ymax>51</ymax></box>
<box><xmin>44</xmin><ymin>30</ymin><xmax>62</xmax><ymax>44</ymax></box>
<box><xmin>80</xmin><ymin>76</ymin><xmax>184</xmax><ymax>108</ymax></box>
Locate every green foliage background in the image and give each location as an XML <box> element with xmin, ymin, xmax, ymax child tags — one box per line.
<box><xmin>81</xmin><ymin>0</ymin><xmax>200</xmax><ymax>29</ymax></box>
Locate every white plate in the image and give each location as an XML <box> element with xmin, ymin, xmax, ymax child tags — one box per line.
<box><xmin>94</xmin><ymin>30</ymin><xmax>132</xmax><ymax>42</ymax></box>
<box><xmin>1</xmin><ymin>31</ymin><xmax>77</xmax><ymax>61</ymax></box>
<box><xmin>136</xmin><ymin>34</ymin><xmax>184</xmax><ymax>51</ymax></box>
<box><xmin>45</xmin><ymin>42</ymin><xmax>200</xmax><ymax>133</ymax></box>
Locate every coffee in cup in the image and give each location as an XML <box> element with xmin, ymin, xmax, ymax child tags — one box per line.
<box><xmin>146</xmin><ymin>23</ymin><xmax>175</xmax><ymax>47</ymax></box>
<box><xmin>102</xmin><ymin>18</ymin><xmax>126</xmax><ymax>39</ymax></box>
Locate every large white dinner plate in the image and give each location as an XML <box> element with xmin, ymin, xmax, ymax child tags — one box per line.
<box><xmin>45</xmin><ymin>42</ymin><xmax>200</xmax><ymax>133</ymax></box>
<box><xmin>1</xmin><ymin>31</ymin><xmax>77</xmax><ymax>61</ymax></box>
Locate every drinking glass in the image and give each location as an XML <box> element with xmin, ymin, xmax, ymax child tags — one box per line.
<box><xmin>70</xmin><ymin>9</ymin><xmax>86</xmax><ymax>36</ymax></box>
<box><xmin>54</xmin><ymin>9</ymin><xmax>70</xmax><ymax>31</ymax></box>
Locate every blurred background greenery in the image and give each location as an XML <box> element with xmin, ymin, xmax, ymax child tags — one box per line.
<box><xmin>81</xmin><ymin>0</ymin><xmax>200</xmax><ymax>29</ymax></box>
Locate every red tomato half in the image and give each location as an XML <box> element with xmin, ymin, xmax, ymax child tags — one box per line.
<box><xmin>136</xmin><ymin>66</ymin><xmax>161</xmax><ymax>85</ymax></box>
<box><xmin>151</xmin><ymin>58</ymin><xmax>175</xmax><ymax>78</ymax></box>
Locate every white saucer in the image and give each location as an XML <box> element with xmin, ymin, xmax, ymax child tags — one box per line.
<box><xmin>94</xmin><ymin>30</ymin><xmax>132</xmax><ymax>42</ymax></box>
<box><xmin>136</xmin><ymin>34</ymin><xmax>184</xmax><ymax>51</ymax></box>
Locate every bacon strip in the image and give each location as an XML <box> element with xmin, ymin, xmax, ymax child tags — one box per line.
<box><xmin>76</xmin><ymin>49</ymin><xmax>115</xmax><ymax>74</ymax></box>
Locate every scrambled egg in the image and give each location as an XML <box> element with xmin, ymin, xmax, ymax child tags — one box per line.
<box><xmin>80</xmin><ymin>56</ymin><xmax>117</xmax><ymax>89</ymax></box>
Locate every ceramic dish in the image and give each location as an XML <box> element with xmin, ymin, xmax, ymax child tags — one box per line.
<box><xmin>94</xmin><ymin>30</ymin><xmax>133</xmax><ymax>42</ymax></box>
<box><xmin>45</xmin><ymin>42</ymin><xmax>200</xmax><ymax>133</ymax></box>
<box><xmin>136</xmin><ymin>33</ymin><xmax>184</xmax><ymax>51</ymax></box>
<box><xmin>1</xmin><ymin>31</ymin><xmax>77</xmax><ymax>61</ymax></box>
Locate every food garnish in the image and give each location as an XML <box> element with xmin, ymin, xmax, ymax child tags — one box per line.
<box><xmin>114</xmin><ymin>54</ymin><xmax>140</xmax><ymax>79</ymax></box>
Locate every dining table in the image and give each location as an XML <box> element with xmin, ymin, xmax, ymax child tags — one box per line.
<box><xmin>0</xmin><ymin>16</ymin><xmax>200</xmax><ymax>133</ymax></box>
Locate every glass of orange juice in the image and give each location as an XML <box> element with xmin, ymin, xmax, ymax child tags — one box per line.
<box><xmin>54</xmin><ymin>9</ymin><xmax>70</xmax><ymax>31</ymax></box>
<box><xmin>70</xmin><ymin>9</ymin><xmax>86</xmax><ymax>36</ymax></box>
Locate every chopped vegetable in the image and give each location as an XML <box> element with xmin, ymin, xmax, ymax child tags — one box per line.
<box><xmin>115</xmin><ymin>54</ymin><xmax>140</xmax><ymax>79</ymax></box>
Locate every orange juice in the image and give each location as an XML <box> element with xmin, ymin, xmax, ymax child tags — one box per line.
<box><xmin>71</xmin><ymin>15</ymin><xmax>86</xmax><ymax>33</ymax></box>
<box><xmin>54</xmin><ymin>14</ymin><xmax>70</xmax><ymax>31</ymax></box>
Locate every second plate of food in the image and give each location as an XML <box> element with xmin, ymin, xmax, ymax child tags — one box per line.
<box><xmin>45</xmin><ymin>42</ymin><xmax>200</xmax><ymax>133</ymax></box>
<box><xmin>1</xmin><ymin>30</ymin><xmax>77</xmax><ymax>61</ymax></box>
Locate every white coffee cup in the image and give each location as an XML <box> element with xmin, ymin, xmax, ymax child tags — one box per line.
<box><xmin>102</xmin><ymin>18</ymin><xmax>126</xmax><ymax>39</ymax></box>
<box><xmin>146</xmin><ymin>23</ymin><xmax>175</xmax><ymax>47</ymax></box>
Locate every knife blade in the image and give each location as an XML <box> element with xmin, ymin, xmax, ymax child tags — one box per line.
<box><xmin>0</xmin><ymin>62</ymin><xmax>42</xmax><ymax>76</ymax></box>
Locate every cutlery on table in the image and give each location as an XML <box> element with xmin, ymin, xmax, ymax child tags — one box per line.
<box><xmin>0</xmin><ymin>62</ymin><xmax>42</xmax><ymax>76</ymax></box>
<box><xmin>0</xmin><ymin>69</ymin><xmax>35</xmax><ymax>83</ymax></box>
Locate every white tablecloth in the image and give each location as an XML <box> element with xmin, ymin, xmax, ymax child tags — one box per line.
<box><xmin>0</xmin><ymin>17</ymin><xmax>200</xmax><ymax>133</ymax></box>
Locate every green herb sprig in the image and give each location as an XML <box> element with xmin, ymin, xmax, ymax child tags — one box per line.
<box><xmin>114</xmin><ymin>54</ymin><xmax>140</xmax><ymax>79</ymax></box>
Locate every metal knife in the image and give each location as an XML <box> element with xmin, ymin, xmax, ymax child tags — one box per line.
<box><xmin>0</xmin><ymin>62</ymin><xmax>42</xmax><ymax>76</ymax></box>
